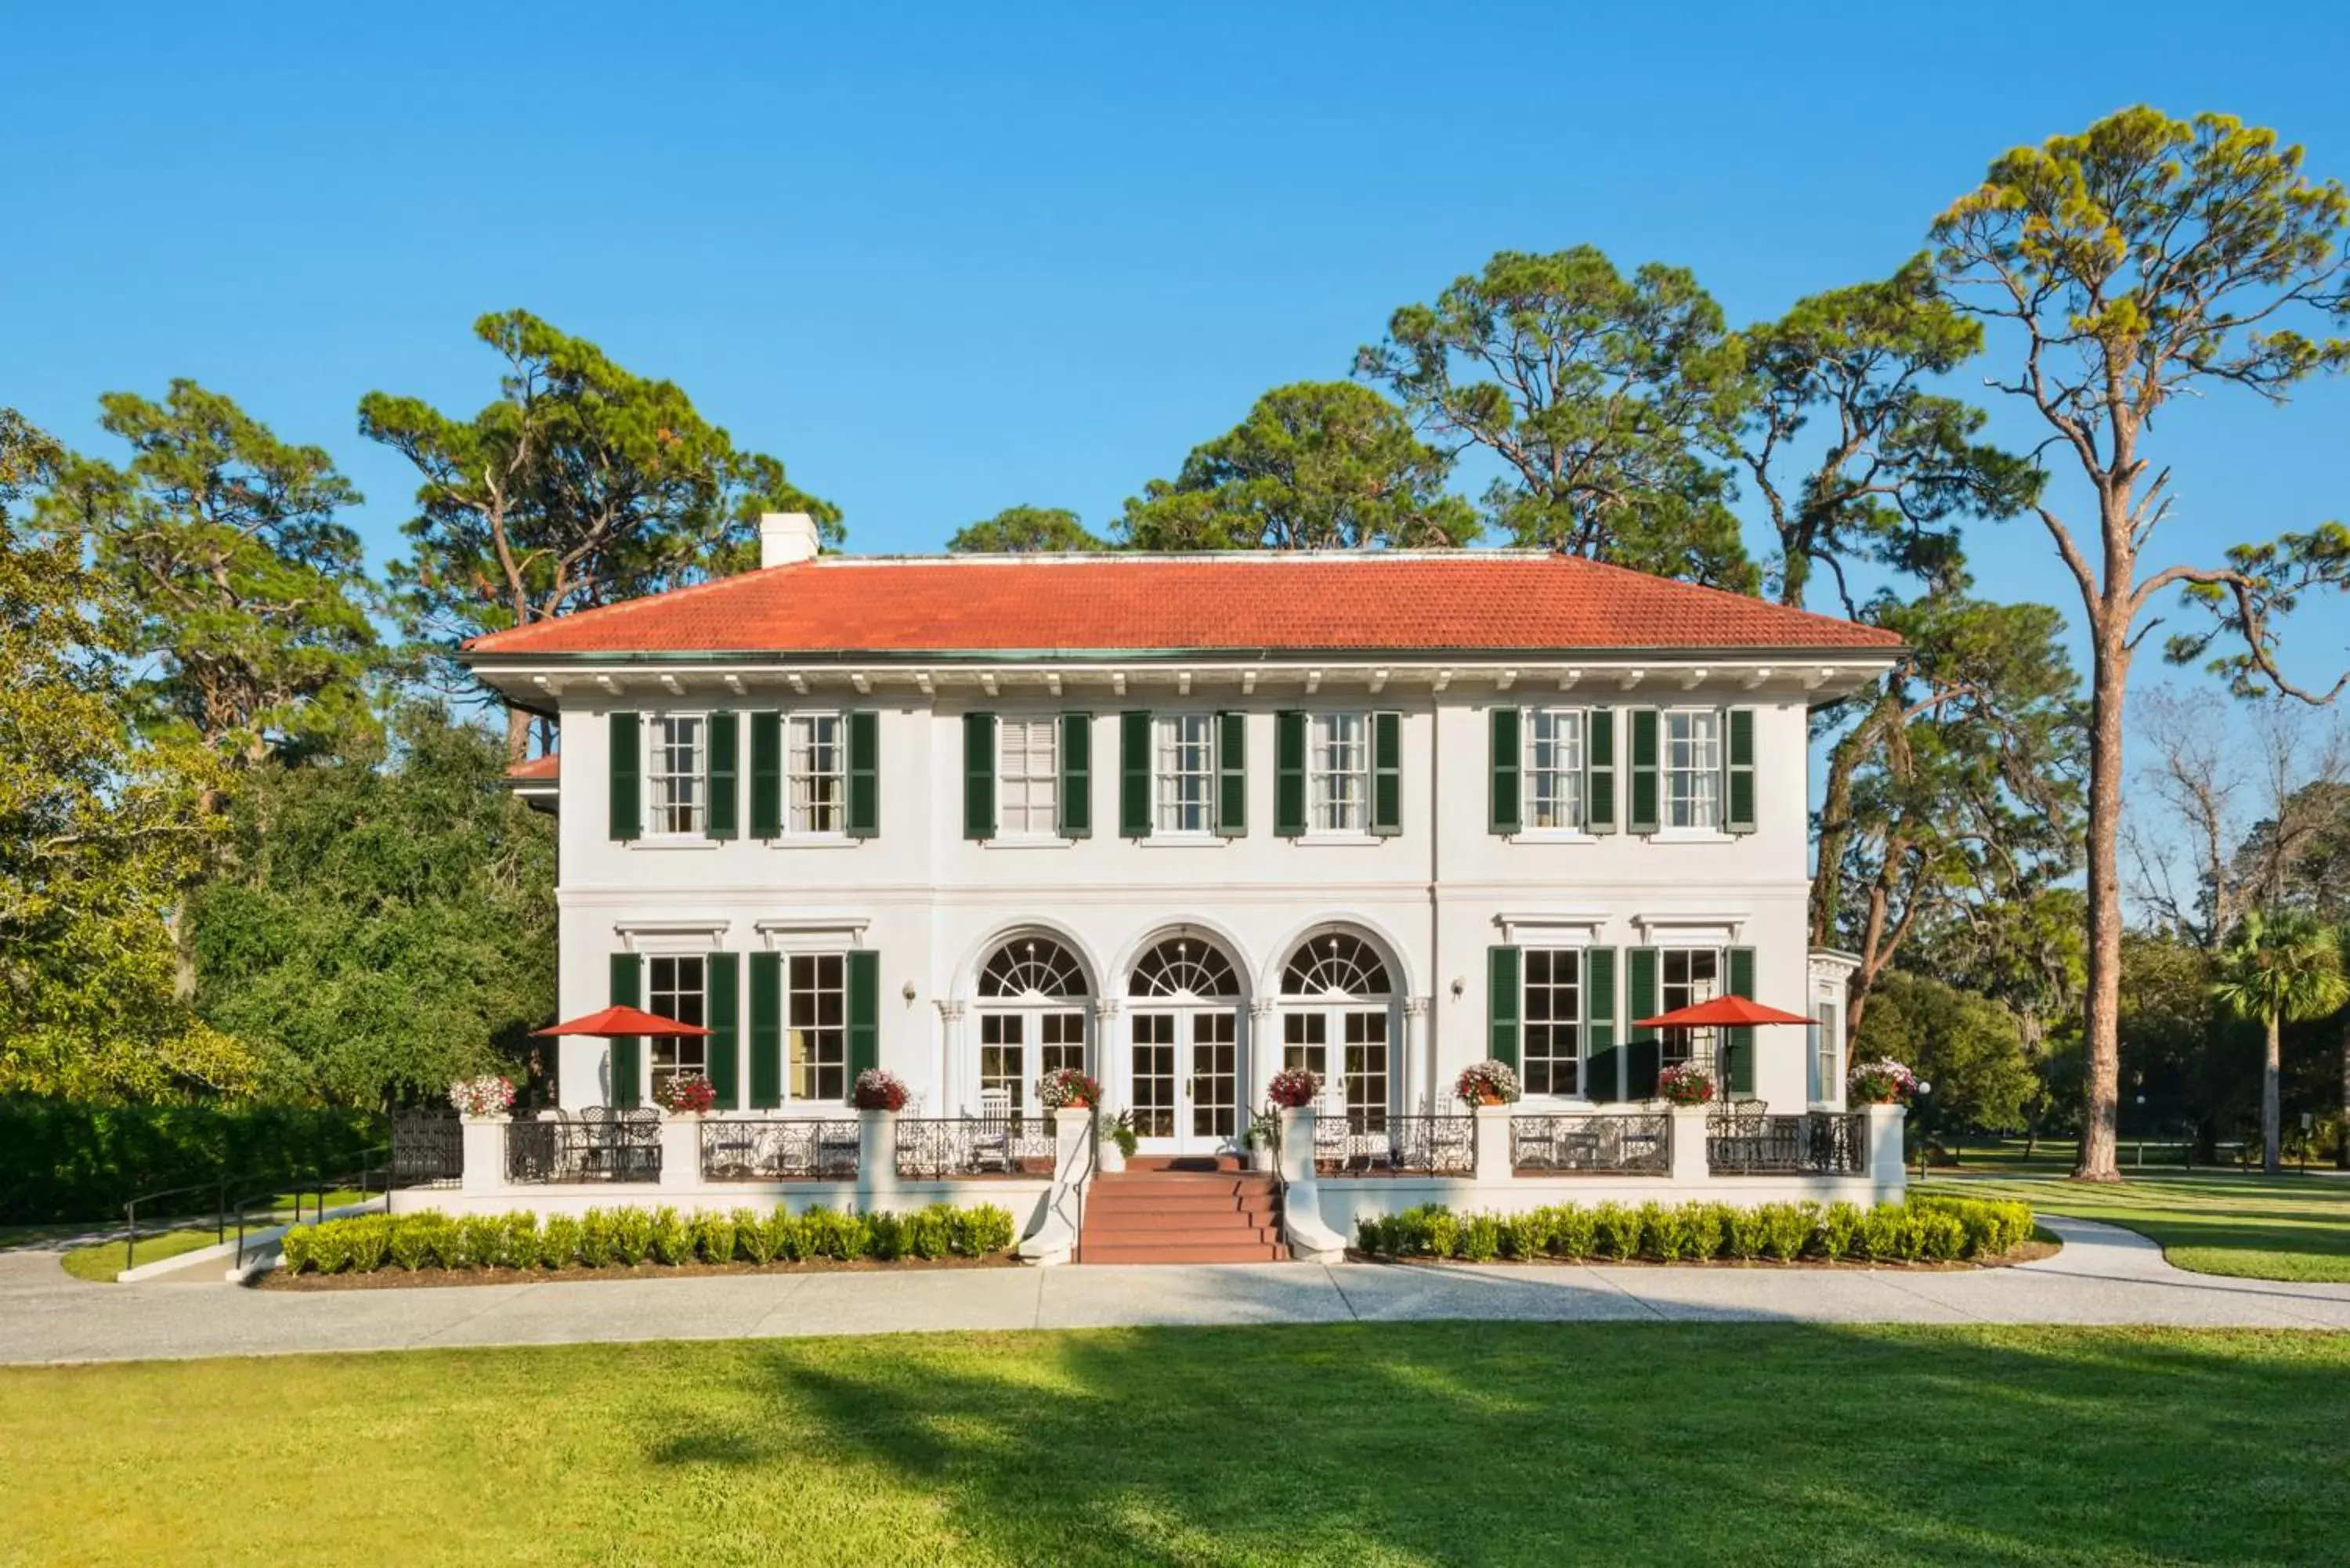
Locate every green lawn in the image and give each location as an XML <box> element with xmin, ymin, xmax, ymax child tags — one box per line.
<box><xmin>1924</xmin><ymin>1170</ymin><xmax>2350</xmax><ymax>1281</ymax></box>
<box><xmin>57</xmin><ymin>1227</ymin><xmax>233</xmax><ymax>1281</ymax></box>
<box><xmin>2</xmin><ymin>1324</ymin><xmax>2345</xmax><ymax>1566</ymax></box>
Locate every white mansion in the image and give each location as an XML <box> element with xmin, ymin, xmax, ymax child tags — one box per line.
<box><xmin>468</xmin><ymin>513</ymin><xmax>1896</xmax><ymax>1172</ymax></box>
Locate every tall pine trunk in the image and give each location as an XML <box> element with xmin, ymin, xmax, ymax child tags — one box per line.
<box><xmin>2076</xmin><ymin>616</ymin><xmax>2129</xmax><ymax>1182</ymax></box>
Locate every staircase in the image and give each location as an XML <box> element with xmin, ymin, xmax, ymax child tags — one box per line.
<box><xmin>1079</xmin><ymin>1169</ymin><xmax>1289</xmax><ymax>1264</ymax></box>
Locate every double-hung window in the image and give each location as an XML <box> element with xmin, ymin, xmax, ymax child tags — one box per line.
<box><xmin>788</xmin><ymin>713</ymin><xmax>845</xmax><ymax>834</ymax></box>
<box><xmin>1664</xmin><ymin>710</ymin><xmax>1722</xmax><ymax>831</ymax></box>
<box><xmin>647</xmin><ymin>715</ymin><xmax>705</xmax><ymax>835</ymax></box>
<box><xmin>1155</xmin><ymin>714</ymin><xmax>1215</xmax><ymax>835</ymax></box>
<box><xmin>786</xmin><ymin>952</ymin><xmax>847</xmax><ymax>1101</ymax></box>
<box><xmin>1309</xmin><ymin>712</ymin><xmax>1369</xmax><ymax>834</ymax></box>
<box><xmin>1658</xmin><ymin>948</ymin><xmax>1720</xmax><ymax>1072</ymax></box>
<box><xmin>1816</xmin><ymin>1000</ymin><xmax>1841</xmax><ymax>1104</ymax></box>
<box><xmin>997</xmin><ymin>718</ymin><xmax>1061</xmax><ymax>837</ymax></box>
<box><xmin>1524</xmin><ymin>708</ymin><xmax>1585</xmax><ymax>831</ymax></box>
<box><xmin>647</xmin><ymin>955</ymin><xmax>707</xmax><ymax>1094</ymax></box>
<box><xmin>1521</xmin><ymin>948</ymin><xmax>1582</xmax><ymax>1097</ymax></box>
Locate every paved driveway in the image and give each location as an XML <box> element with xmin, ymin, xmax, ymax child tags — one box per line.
<box><xmin>4</xmin><ymin>1216</ymin><xmax>2348</xmax><ymax>1367</ymax></box>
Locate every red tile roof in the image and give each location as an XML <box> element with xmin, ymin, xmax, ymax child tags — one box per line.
<box><xmin>463</xmin><ymin>553</ymin><xmax>1904</xmax><ymax>659</ymax></box>
<box><xmin>506</xmin><ymin>753</ymin><xmax>561</xmax><ymax>781</ymax></box>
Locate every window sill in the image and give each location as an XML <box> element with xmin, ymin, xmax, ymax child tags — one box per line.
<box><xmin>765</xmin><ymin>833</ymin><xmax>855</xmax><ymax>850</ymax></box>
<box><xmin>1647</xmin><ymin>828</ymin><xmax>1737</xmax><ymax>845</ymax></box>
<box><xmin>1510</xmin><ymin>829</ymin><xmax>1597</xmax><ymax>845</ymax></box>
<box><xmin>983</xmin><ymin>836</ymin><xmax>1078</xmax><ymax>851</ymax></box>
<box><xmin>627</xmin><ymin>836</ymin><xmax>720</xmax><ymax>851</ymax></box>
<box><xmin>1296</xmin><ymin>833</ymin><xmax>1386</xmax><ymax>847</ymax></box>
<box><xmin>1138</xmin><ymin>833</ymin><xmax>1228</xmax><ymax>848</ymax></box>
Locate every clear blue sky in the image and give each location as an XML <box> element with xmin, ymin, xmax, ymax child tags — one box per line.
<box><xmin>5</xmin><ymin>1</ymin><xmax>2347</xmax><ymax>699</ymax></box>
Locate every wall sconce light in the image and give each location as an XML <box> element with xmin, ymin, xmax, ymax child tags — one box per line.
<box><xmin>902</xmin><ymin>980</ymin><xmax>918</xmax><ymax>1003</ymax></box>
<box><xmin>1449</xmin><ymin>976</ymin><xmax>1465</xmax><ymax>999</ymax></box>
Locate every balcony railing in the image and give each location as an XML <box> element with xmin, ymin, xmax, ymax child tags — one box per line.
<box><xmin>1707</xmin><ymin>1111</ymin><xmax>1867</xmax><ymax>1175</ymax></box>
<box><xmin>1314</xmin><ymin>1112</ymin><xmax>1475</xmax><ymax>1176</ymax></box>
<box><xmin>504</xmin><ymin>1109</ymin><xmax>661</xmax><ymax>1184</ymax></box>
<box><xmin>1509</xmin><ymin>1113</ymin><xmax>1672</xmax><ymax>1175</ymax></box>
<box><xmin>700</xmin><ymin>1117</ymin><xmax>860</xmax><ymax>1180</ymax></box>
<box><xmin>895</xmin><ymin>1116</ymin><xmax>1056</xmax><ymax>1179</ymax></box>
<box><xmin>389</xmin><ymin>1113</ymin><xmax>462</xmax><ymax>1188</ymax></box>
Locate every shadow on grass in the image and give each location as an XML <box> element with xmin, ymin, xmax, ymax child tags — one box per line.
<box><xmin>639</xmin><ymin>1317</ymin><xmax>2347</xmax><ymax>1566</ymax></box>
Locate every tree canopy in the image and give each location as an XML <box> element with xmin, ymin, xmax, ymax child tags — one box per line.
<box><xmin>948</xmin><ymin>506</ymin><xmax>1107</xmax><ymax>553</ymax></box>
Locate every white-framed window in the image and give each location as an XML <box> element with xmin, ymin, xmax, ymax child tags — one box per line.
<box><xmin>1524</xmin><ymin>708</ymin><xmax>1585</xmax><ymax>831</ymax></box>
<box><xmin>647</xmin><ymin>955</ymin><xmax>707</xmax><ymax>1096</ymax></box>
<box><xmin>997</xmin><ymin>718</ymin><xmax>1061</xmax><ymax>837</ymax></box>
<box><xmin>1309</xmin><ymin>712</ymin><xmax>1368</xmax><ymax>834</ymax></box>
<box><xmin>788</xmin><ymin>713</ymin><xmax>844</xmax><ymax>834</ymax></box>
<box><xmin>647</xmin><ymin>714</ymin><xmax>705</xmax><ymax>835</ymax></box>
<box><xmin>1816</xmin><ymin>1000</ymin><xmax>1841</xmax><ymax>1104</ymax></box>
<box><xmin>1522</xmin><ymin>948</ymin><xmax>1582</xmax><ymax>1097</ymax></box>
<box><xmin>1664</xmin><ymin>709</ymin><xmax>1722</xmax><ymax>831</ymax></box>
<box><xmin>786</xmin><ymin>952</ymin><xmax>846</xmax><ymax>1101</ymax></box>
<box><xmin>1155</xmin><ymin>714</ymin><xmax>1215</xmax><ymax>834</ymax></box>
<box><xmin>1659</xmin><ymin>948</ymin><xmax>1720</xmax><ymax>1072</ymax></box>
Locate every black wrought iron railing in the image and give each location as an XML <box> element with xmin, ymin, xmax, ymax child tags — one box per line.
<box><xmin>503</xmin><ymin>1111</ymin><xmax>661</xmax><ymax>1184</ymax></box>
<box><xmin>894</xmin><ymin>1116</ymin><xmax>1055</xmax><ymax>1179</ymax></box>
<box><xmin>700</xmin><ymin>1118</ymin><xmax>859</xmax><ymax>1180</ymax></box>
<box><xmin>1509</xmin><ymin>1114</ymin><xmax>1673</xmax><ymax>1175</ymax></box>
<box><xmin>1314</xmin><ymin>1112</ymin><xmax>1475</xmax><ymax>1176</ymax></box>
<box><xmin>1706</xmin><ymin>1111</ymin><xmax>1867</xmax><ymax>1176</ymax></box>
<box><xmin>389</xmin><ymin>1114</ymin><xmax>463</xmax><ymax>1189</ymax></box>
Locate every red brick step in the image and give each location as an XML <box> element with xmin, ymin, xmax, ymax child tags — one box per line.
<box><xmin>1079</xmin><ymin>1172</ymin><xmax>1292</xmax><ymax>1264</ymax></box>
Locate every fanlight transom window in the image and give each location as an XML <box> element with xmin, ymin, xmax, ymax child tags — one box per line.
<box><xmin>1281</xmin><ymin>934</ymin><xmax>1392</xmax><ymax>998</ymax></box>
<box><xmin>1129</xmin><ymin>938</ymin><xmax>1241</xmax><ymax>999</ymax></box>
<box><xmin>978</xmin><ymin>937</ymin><xmax>1089</xmax><ymax>999</ymax></box>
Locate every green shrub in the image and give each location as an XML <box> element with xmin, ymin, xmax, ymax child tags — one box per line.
<box><xmin>0</xmin><ymin>1098</ymin><xmax>386</xmax><ymax>1224</ymax></box>
<box><xmin>1457</xmin><ymin>1213</ymin><xmax>1502</xmax><ymax>1263</ymax></box>
<box><xmin>692</xmin><ymin>1211</ymin><xmax>737</xmax><ymax>1265</ymax></box>
<box><xmin>280</xmin><ymin>1224</ymin><xmax>317</xmax><ymax>1274</ymax></box>
<box><xmin>311</xmin><ymin>1222</ymin><xmax>356</xmax><ymax>1274</ymax></box>
<box><xmin>647</xmin><ymin>1207</ymin><xmax>692</xmax><ymax>1266</ymax></box>
<box><xmin>907</xmin><ymin>1205</ymin><xmax>953</xmax><ymax>1261</ymax></box>
<box><xmin>1549</xmin><ymin>1205</ymin><xmax>1597</xmax><ymax>1259</ymax></box>
<box><xmin>730</xmin><ymin>1208</ymin><xmax>776</xmax><ymax>1265</ymax></box>
<box><xmin>1723</xmin><ymin>1206</ymin><xmax>1769</xmax><ymax>1261</ymax></box>
<box><xmin>346</xmin><ymin>1216</ymin><xmax>392</xmax><ymax>1273</ymax></box>
<box><xmin>611</xmin><ymin>1208</ymin><xmax>654</xmax><ymax>1266</ymax></box>
<box><xmin>454</xmin><ymin>1215</ymin><xmax>503</xmax><ymax>1270</ymax></box>
<box><xmin>539</xmin><ymin>1214</ymin><xmax>581</xmax><ymax>1270</ymax></box>
<box><xmin>867</xmin><ymin>1211</ymin><xmax>906</xmax><ymax>1261</ymax></box>
<box><xmin>764</xmin><ymin>1207</ymin><xmax>806</xmax><ymax>1262</ymax></box>
<box><xmin>952</xmin><ymin>1205</ymin><xmax>1015</xmax><ymax>1255</ymax></box>
<box><xmin>1424</xmin><ymin>1208</ymin><xmax>1461</xmax><ymax>1259</ymax></box>
<box><xmin>1759</xmin><ymin>1203</ymin><xmax>1814</xmax><ymax>1264</ymax></box>
<box><xmin>1682</xmin><ymin>1202</ymin><xmax>1727</xmax><ymax>1261</ymax></box>
<box><xmin>1500</xmin><ymin>1212</ymin><xmax>1549</xmax><ymax>1259</ymax></box>
<box><xmin>1858</xmin><ymin>1205</ymin><xmax>1905</xmax><ymax>1262</ymax></box>
<box><xmin>578</xmin><ymin>1208</ymin><xmax>618</xmax><ymax>1269</ymax></box>
<box><xmin>1592</xmin><ymin>1204</ymin><xmax>1641</xmax><ymax>1260</ymax></box>
<box><xmin>1818</xmin><ymin>1202</ymin><xmax>1864</xmax><ymax>1262</ymax></box>
<box><xmin>801</xmin><ymin>1207</ymin><xmax>870</xmax><ymax>1261</ymax></box>
<box><xmin>386</xmin><ymin>1216</ymin><xmax>432</xmax><ymax>1270</ymax></box>
<box><xmin>1915</xmin><ymin>1210</ymin><xmax>1966</xmax><ymax>1261</ymax></box>
<box><xmin>1642</xmin><ymin>1203</ymin><xmax>1689</xmax><ymax>1262</ymax></box>
<box><xmin>497</xmin><ymin>1212</ymin><xmax>541</xmax><ymax>1270</ymax></box>
<box><xmin>1907</xmin><ymin>1194</ymin><xmax>2032</xmax><ymax>1258</ymax></box>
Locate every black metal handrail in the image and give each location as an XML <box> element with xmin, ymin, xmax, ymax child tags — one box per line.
<box><xmin>121</xmin><ymin>1143</ymin><xmax>392</xmax><ymax>1273</ymax></box>
<box><xmin>1707</xmin><ymin>1111</ymin><xmax>1867</xmax><ymax>1175</ymax></box>
<box><xmin>895</xmin><ymin>1115</ymin><xmax>1054</xmax><ymax>1178</ymax></box>
<box><xmin>1509</xmin><ymin>1113</ymin><xmax>1673</xmax><ymax>1175</ymax></box>
<box><xmin>504</xmin><ymin>1110</ymin><xmax>661</xmax><ymax>1184</ymax></box>
<box><xmin>700</xmin><ymin>1117</ymin><xmax>859</xmax><ymax>1180</ymax></box>
<box><xmin>389</xmin><ymin>1114</ymin><xmax>463</xmax><ymax>1188</ymax></box>
<box><xmin>229</xmin><ymin>1149</ymin><xmax>392</xmax><ymax>1270</ymax></box>
<box><xmin>1314</xmin><ymin>1112</ymin><xmax>1475</xmax><ymax>1176</ymax></box>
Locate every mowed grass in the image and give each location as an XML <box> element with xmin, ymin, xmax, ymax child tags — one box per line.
<box><xmin>56</xmin><ymin>1227</ymin><xmax>231</xmax><ymax>1281</ymax></box>
<box><xmin>2</xmin><ymin>1324</ymin><xmax>2346</xmax><ymax>1566</ymax></box>
<box><xmin>1925</xmin><ymin>1170</ymin><xmax>2350</xmax><ymax>1281</ymax></box>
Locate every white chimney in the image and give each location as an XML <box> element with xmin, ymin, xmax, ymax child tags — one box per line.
<box><xmin>759</xmin><ymin>511</ymin><xmax>821</xmax><ymax>569</ymax></box>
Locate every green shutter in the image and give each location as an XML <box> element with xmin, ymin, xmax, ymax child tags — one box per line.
<box><xmin>609</xmin><ymin>952</ymin><xmax>643</xmax><ymax>1108</ymax></box>
<box><xmin>1119</xmin><ymin>710</ymin><xmax>1152</xmax><ymax>839</ymax></box>
<box><xmin>1726</xmin><ymin>945</ymin><xmax>1757</xmax><ymax>1096</ymax></box>
<box><xmin>1490</xmin><ymin>706</ymin><xmax>1521</xmax><ymax>836</ymax></box>
<box><xmin>1217</xmin><ymin>711</ymin><xmax>1246</xmax><ymax>836</ymax></box>
<box><xmin>1058</xmin><ymin>712</ymin><xmax>1092</xmax><ymax>839</ymax></box>
<box><xmin>1372</xmin><ymin>710</ymin><xmax>1402</xmax><ymax>836</ymax></box>
<box><xmin>705</xmin><ymin>712</ymin><xmax>739</xmax><ymax>840</ymax></box>
<box><xmin>963</xmin><ymin>712</ymin><xmax>996</xmax><ymax>840</ymax></box>
<box><xmin>1626</xmin><ymin>946</ymin><xmax>1661</xmax><ymax>1102</ymax></box>
<box><xmin>1488</xmin><ymin>945</ymin><xmax>1521</xmax><ymax>1069</ymax></box>
<box><xmin>1726</xmin><ymin>707</ymin><xmax>1756</xmax><ymax>834</ymax></box>
<box><xmin>1584</xmin><ymin>946</ymin><xmax>1619</xmax><ymax>1102</ymax></box>
<box><xmin>608</xmin><ymin>712</ymin><xmax>641</xmax><ymax>842</ymax></box>
<box><xmin>848</xmin><ymin>710</ymin><xmax>880</xmax><ymax>839</ymax></box>
<box><xmin>749</xmin><ymin>712</ymin><xmax>783</xmax><ymax>839</ymax></box>
<box><xmin>1629</xmin><ymin>708</ymin><xmax>1661</xmax><ymax>835</ymax></box>
<box><xmin>747</xmin><ymin>952</ymin><xmax>783</xmax><ymax>1109</ymax></box>
<box><xmin>846</xmin><ymin>948</ymin><xmax>880</xmax><ymax>1098</ymax></box>
<box><xmin>1274</xmin><ymin>711</ymin><xmax>1307</xmax><ymax>837</ymax></box>
<box><xmin>705</xmin><ymin>952</ymin><xmax>740</xmax><ymax>1110</ymax></box>
<box><xmin>1587</xmin><ymin>708</ymin><xmax>1617</xmax><ymax>833</ymax></box>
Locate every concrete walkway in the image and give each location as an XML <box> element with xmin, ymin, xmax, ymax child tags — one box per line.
<box><xmin>5</xmin><ymin>1216</ymin><xmax>2348</xmax><ymax>1367</ymax></box>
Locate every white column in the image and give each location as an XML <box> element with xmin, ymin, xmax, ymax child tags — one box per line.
<box><xmin>934</xmin><ymin>999</ymin><xmax>966</xmax><ymax>1116</ymax></box>
<box><xmin>1471</xmin><ymin>1102</ymin><xmax>1513</xmax><ymax>1182</ymax></box>
<box><xmin>657</xmin><ymin>1112</ymin><xmax>701</xmax><ymax>1194</ymax></box>
<box><xmin>1405</xmin><ymin>995</ymin><xmax>1432</xmax><ymax>1113</ymax></box>
<box><xmin>1249</xmin><ymin>998</ymin><xmax>1279</xmax><ymax>1111</ymax></box>
<box><xmin>857</xmin><ymin>1107</ymin><xmax>901</xmax><ymax>1213</ymax></box>
<box><xmin>1668</xmin><ymin>1105</ymin><xmax>1712</xmax><ymax>1187</ymax></box>
<box><xmin>1093</xmin><ymin>997</ymin><xmax>1123</xmax><ymax>1107</ymax></box>
<box><xmin>1867</xmin><ymin>1104</ymin><xmax>1907</xmax><ymax>1201</ymax></box>
<box><xmin>458</xmin><ymin>1116</ymin><xmax>507</xmax><ymax>1198</ymax></box>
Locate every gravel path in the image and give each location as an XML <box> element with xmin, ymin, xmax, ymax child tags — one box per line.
<box><xmin>5</xmin><ymin>1216</ymin><xmax>2348</xmax><ymax>1367</ymax></box>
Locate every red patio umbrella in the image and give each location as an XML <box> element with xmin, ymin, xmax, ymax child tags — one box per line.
<box><xmin>532</xmin><ymin>1005</ymin><xmax>709</xmax><ymax>1038</ymax></box>
<box><xmin>1634</xmin><ymin>995</ymin><xmax>1813</xmax><ymax>1029</ymax></box>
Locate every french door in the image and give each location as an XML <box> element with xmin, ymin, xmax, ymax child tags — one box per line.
<box><xmin>977</xmin><ymin>1008</ymin><xmax>1087</xmax><ymax>1118</ymax></box>
<box><xmin>1282</xmin><ymin>1007</ymin><xmax>1391</xmax><ymax>1130</ymax></box>
<box><xmin>1130</xmin><ymin>1009</ymin><xmax>1241</xmax><ymax>1154</ymax></box>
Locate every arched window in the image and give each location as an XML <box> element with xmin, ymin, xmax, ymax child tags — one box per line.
<box><xmin>1281</xmin><ymin>932</ymin><xmax>1392</xmax><ymax>999</ymax></box>
<box><xmin>978</xmin><ymin>936</ymin><xmax>1089</xmax><ymax>999</ymax></box>
<box><xmin>1128</xmin><ymin>937</ymin><xmax>1241</xmax><ymax>999</ymax></box>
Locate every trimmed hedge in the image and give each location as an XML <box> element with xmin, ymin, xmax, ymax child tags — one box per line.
<box><xmin>277</xmin><ymin>1202</ymin><xmax>1021</xmax><ymax>1275</ymax></box>
<box><xmin>0</xmin><ymin>1100</ymin><xmax>386</xmax><ymax>1223</ymax></box>
<box><xmin>1354</xmin><ymin>1194</ymin><xmax>2033</xmax><ymax>1265</ymax></box>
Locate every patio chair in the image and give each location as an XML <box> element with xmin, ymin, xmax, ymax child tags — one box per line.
<box><xmin>971</xmin><ymin>1088</ymin><xmax>1017</xmax><ymax>1174</ymax></box>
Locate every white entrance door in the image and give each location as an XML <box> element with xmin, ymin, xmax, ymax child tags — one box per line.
<box><xmin>1282</xmin><ymin>1007</ymin><xmax>1391</xmax><ymax>1130</ymax></box>
<box><xmin>1130</xmin><ymin>1010</ymin><xmax>1241</xmax><ymax>1154</ymax></box>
